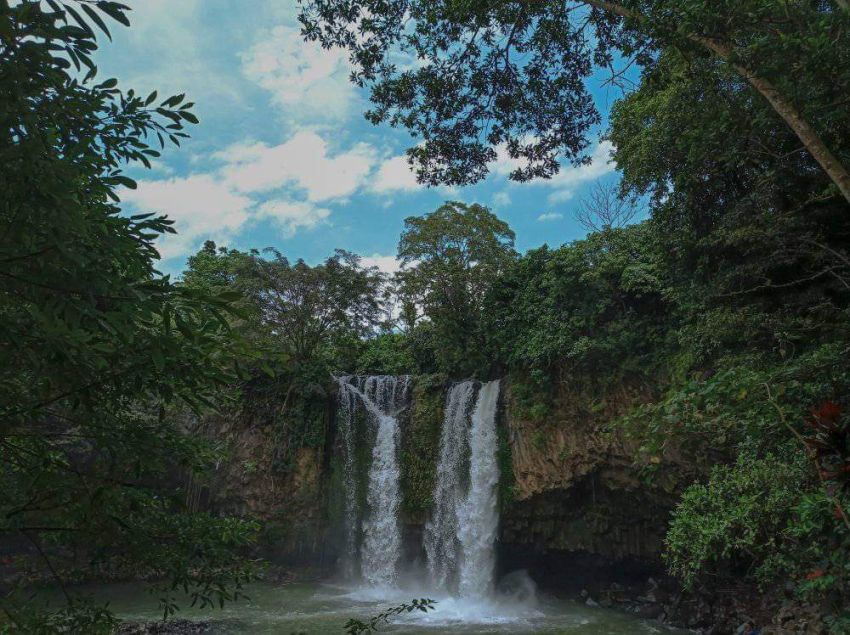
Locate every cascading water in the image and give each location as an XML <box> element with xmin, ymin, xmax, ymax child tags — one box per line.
<box><xmin>336</xmin><ymin>374</ymin><xmax>502</xmax><ymax>602</ymax></box>
<box><xmin>424</xmin><ymin>380</ymin><xmax>501</xmax><ymax>597</ymax></box>
<box><xmin>458</xmin><ymin>379</ymin><xmax>501</xmax><ymax>597</ymax></box>
<box><xmin>335</xmin><ymin>376</ymin><xmax>358</xmax><ymax>579</ymax></box>
<box><xmin>423</xmin><ymin>380</ymin><xmax>476</xmax><ymax>589</ymax></box>
<box><xmin>335</xmin><ymin>375</ymin><xmax>409</xmax><ymax>587</ymax></box>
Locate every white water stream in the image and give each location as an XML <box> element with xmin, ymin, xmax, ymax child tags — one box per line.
<box><xmin>458</xmin><ymin>379</ymin><xmax>501</xmax><ymax>597</ymax></box>
<box><xmin>335</xmin><ymin>375</ymin><xmax>409</xmax><ymax>587</ymax></box>
<box><xmin>424</xmin><ymin>380</ymin><xmax>477</xmax><ymax>589</ymax></box>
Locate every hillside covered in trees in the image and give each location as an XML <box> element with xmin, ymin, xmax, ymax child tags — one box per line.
<box><xmin>2</xmin><ymin>0</ymin><xmax>849</xmax><ymax>633</ymax></box>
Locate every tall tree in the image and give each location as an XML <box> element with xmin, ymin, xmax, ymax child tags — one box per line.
<box><xmin>248</xmin><ymin>249</ymin><xmax>386</xmax><ymax>367</ymax></box>
<box><xmin>397</xmin><ymin>201</ymin><xmax>516</xmax><ymax>374</ymax></box>
<box><xmin>300</xmin><ymin>0</ymin><xmax>850</xmax><ymax>203</ymax></box>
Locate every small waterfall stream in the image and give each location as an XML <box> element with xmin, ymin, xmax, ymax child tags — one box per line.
<box><xmin>335</xmin><ymin>377</ymin><xmax>359</xmax><ymax>579</ymax></box>
<box><xmin>335</xmin><ymin>375</ymin><xmax>409</xmax><ymax>587</ymax></box>
<box><xmin>424</xmin><ymin>380</ymin><xmax>476</xmax><ymax>589</ymax></box>
<box><xmin>458</xmin><ymin>379</ymin><xmax>501</xmax><ymax>597</ymax></box>
<box><xmin>424</xmin><ymin>380</ymin><xmax>501</xmax><ymax>596</ymax></box>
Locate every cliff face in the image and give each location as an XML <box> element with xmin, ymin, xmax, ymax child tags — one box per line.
<box><xmin>500</xmin><ymin>377</ymin><xmax>683</xmax><ymax>567</ymax></box>
<box><xmin>200</xmin><ymin>400</ymin><xmax>334</xmax><ymax>568</ymax></box>
<box><xmin>203</xmin><ymin>374</ymin><xmax>684</xmax><ymax>576</ymax></box>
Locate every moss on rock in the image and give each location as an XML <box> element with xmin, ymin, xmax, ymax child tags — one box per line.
<box><xmin>399</xmin><ymin>374</ymin><xmax>446</xmax><ymax>521</ymax></box>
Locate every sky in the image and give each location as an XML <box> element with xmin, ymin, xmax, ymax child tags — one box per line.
<box><xmin>95</xmin><ymin>0</ymin><xmax>635</xmax><ymax>276</ymax></box>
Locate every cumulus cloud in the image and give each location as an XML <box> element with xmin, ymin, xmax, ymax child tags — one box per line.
<box><xmin>257</xmin><ymin>199</ymin><xmax>331</xmax><ymax>236</ymax></box>
<box><xmin>548</xmin><ymin>141</ymin><xmax>616</xmax><ymax>189</ymax></box>
<box><xmin>370</xmin><ymin>155</ymin><xmax>422</xmax><ymax>194</ymax></box>
<box><xmin>492</xmin><ymin>191</ymin><xmax>511</xmax><ymax>207</ymax></box>
<box><xmin>120</xmin><ymin>174</ymin><xmax>252</xmax><ymax>259</ymax></box>
<box><xmin>122</xmin><ymin>128</ymin><xmax>377</xmax><ymax>260</ymax></box>
<box><xmin>546</xmin><ymin>190</ymin><xmax>575</xmax><ymax>204</ymax></box>
<box><xmin>103</xmin><ymin>0</ymin><xmax>242</xmax><ymax>112</ymax></box>
<box><xmin>217</xmin><ymin>132</ymin><xmax>376</xmax><ymax>201</ymax></box>
<box><xmin>241</xmin><ymin>25</ymin><xmax>356</xmax><ymax>121</ymax></box>
<box><xmin>360</xmin><ymin>253</ymin><xmax>403</xmax><ymax>275</ymax></box>
<box><xmin>489</xmin><ymin>140</ymin><xmax>616</xmax><ymax>201</ymax></box>
<box><xmin>537</xmin><ymin>212</ymin><xmax>564</xmax><ymax>222</ymax></box>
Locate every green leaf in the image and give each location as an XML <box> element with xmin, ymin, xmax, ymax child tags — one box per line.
<box><xmin>179</xmin><ymin>111</ymin><xmax>199</xmax><ymax>124</ymax></box>
<box><xmin>96</xmin><ymin>1</ymin><xmax>131</xmax><ymax>27</ymax></box>
<box><xmin>81</xmin><ymin>3</ymin><xmax>112</xmax><ymax>40</ymax></box>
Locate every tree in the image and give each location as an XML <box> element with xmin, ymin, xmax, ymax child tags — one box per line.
<box><xmin>180</xmin><ymin>245</ymin><xmax>389</xmax><ymax>476</ymax></box>
<box><xmin>574</xmin><ymin>181</ymin><xmax>639</xmax><ymax>233</ymax></box>
<box><xmin>485</xmin><ymin>221</ymin><xmax>670</xmax><ymax>375</ymax></box>
<box><xmin>1</xmin><ymin>2</ymin><xmax>257</xmax><ymax>628</ymax></box>
<box><xmin>396</xmin><ymin>201</ymin><xmax>516</xmax><ymax>375</ymax></box>
<box><xmin>300</xmin><ymin>0</ymin><xmax>850</xmax><ymax>203</ymax></box>
<box><xmin>608</xmin><ymin>47</ymin><xmax>850</xmax><ymax>339</ymax></box>
<box><xmin>248</xmin><ymin>249</ymin><xmax>386</xmax><ymax>368</ymax></box>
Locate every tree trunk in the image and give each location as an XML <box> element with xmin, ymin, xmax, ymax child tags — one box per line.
<box><xmin>697</xmin><ymin>36</ymin><xmax>850</xmax><ymax>205</ymax></box>
<box><xmin>584</xmin><ymin>0</ymin><xmax>850</xmax><ymax>205</ymax></box>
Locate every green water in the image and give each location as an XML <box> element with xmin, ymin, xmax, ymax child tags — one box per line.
<box><xmin>62</xmin><ymin>580</ymin><xmax>687</xmax><ymax>634</ymax></box>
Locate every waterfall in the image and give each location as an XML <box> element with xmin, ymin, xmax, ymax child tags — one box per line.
<box><xmin>458</xmin><ymin>379</ymin><xmax>501</xmax><ymax>597</ymax></box>
<box><xmin>424</xmin><ymin>380</ymin><xmax>476</xmax><ymax>589</ymax></box>
<box><xmin>335</xmin><ymin>375</ymin><xmax>409</xmax><ymax>587</ymax></box>
<box><xmin>335</xmin><ymin>374</ymin><xmax>501</xmax><ymax>598</ymax></box>
<box><xmin>336</xmin><ymin>376</ymin><xmax>359</xmax><ymax>579</ymax></box>
<box><xmin>424</xmin><ymin>380</ymin><xmax>501</xmax><ymax>597</ymax></box>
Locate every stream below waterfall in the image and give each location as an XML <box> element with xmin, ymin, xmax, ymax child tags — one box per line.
<box><xmin>53</xmin><ymin>580</ymin><xmax>689</xmax><ymax>633</ymax></box>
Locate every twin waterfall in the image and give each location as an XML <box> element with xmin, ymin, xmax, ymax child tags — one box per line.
<box><xmin>336</xmin><ymin>376</ymin><xmax>501</xmax><ymax>597</ymax></box>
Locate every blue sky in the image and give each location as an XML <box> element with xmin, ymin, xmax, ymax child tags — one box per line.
<box><xmin>96</xmin><ymin>0</ymin><xmax>634</xmax><ymax>276</ymax></box>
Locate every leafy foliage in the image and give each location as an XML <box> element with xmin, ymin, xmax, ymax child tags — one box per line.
<box><xmin>397</xmin><ymin>201</ymin><xmax>516</xmax><ymax>376</ymax></box>
<box><xmin>665</xmin><ymin>451</ymin><xmax>812</xmax><ymax>587</ymax></box>
<box><xmin>300</xmin><ymin>0</ymin><xmax>850</xmax><ymax>201</ymax></box>
<box><xmin>343</xmin><ymin>598</ymin><xmax>435</xmax><ymax>634</ymax></box>
<box><xmin>180</xmin><ymin>244</ymin><xmax>388</xmax><ymax>476</ymax></box>
<box><xmin>0</xmin><ymin>2</ymin><xmax>257</xmax><ymax>629</ymax></box>
<box><xmin>485</xmin><ymin>222</ymin><xmax>671</xmax><ymax>378</ymax></box>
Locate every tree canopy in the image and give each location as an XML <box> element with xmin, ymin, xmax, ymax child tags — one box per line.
<box><xmin>397</xmin><ymin>201</ymin><xmax>516</xmax><ymax>374</ymax></box>
<box><xmin>300</xmin><ymin>0</ymin><xmax>850</xmax><ymax>202</ymax></box>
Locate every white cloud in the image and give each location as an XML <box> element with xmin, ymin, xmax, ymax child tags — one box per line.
<box><xmin>122</xmin><ymin>128</ymin><xmax>393</xmax><ymax>260</ymax></box>
<box><xmin>102</xmin><ymin>0</ymin><xmax>241</xmax><ymax>111</ymax></box>
<box><xmin>120</xmin><ymin>174</ymin><xmax>252</xmax><ymax>259</ymax></box>
<box><xmin>537</xmin><ymin>212</ymin><xmax>564</xmax><ymax>222</ymax></box>
<box><xmin>257</xmin><ymin>199</ymin><xmax>331</xmax><ymax>236</ymax></box>
<box><xmin>548</xmin><ymin>141</ymin><xmax>615</xmax><ymax>188</ymax></box>
<box><xmin>361</xmin><ymin>253</ymin><xmax>402</xmax><ymax>274</ymax></box>
<box><xmin>490</xmin><ymin>144</ymin><xmax>528</xmax><ymax>178</ymax></box>
<box><xmin>546</xmin><ymin>190</ymin><xmax>575</xmax><ymax>204</ymax></box>
<box><xmin>217</xmin><ymin>131</ymin><xmax>376</xmax><ymax>202</ymax></box>
<box><xmin>492</xmin><ymin>191</ymin><xmax>511</xmax><ymax>207</ymax></box>
<box><xmin>370</xmin><ymin>155</ymin><xmax>422</xmax><ymax>194</ymax></box>
<box><xmin>241</xmin><ymin>25</ymin><xmax>356</xmax><ymax>121</ymax></box>
<box><xmin>489</xmin><ymin>141</ymin><xmax>616</xmax><ymax>202</ymax></box>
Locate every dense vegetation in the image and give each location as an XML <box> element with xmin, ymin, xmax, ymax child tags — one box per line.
<box><xmin>3</xmin><ymin>0</ymin><xmax>850</xmax><ymax>632</ymax></box>
<box><xmin>0</xmin><ymin>1</ymin><xmax>260</xmax><ymax>631</ymax></box>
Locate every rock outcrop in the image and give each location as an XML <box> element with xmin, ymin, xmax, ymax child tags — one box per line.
<box><xmin>500</xmin><ymin>376</ymin><xmax>683</xmax><ymax>565</ymax></box>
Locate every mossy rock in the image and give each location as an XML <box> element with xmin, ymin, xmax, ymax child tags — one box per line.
<box><xmin>399</xmin><ymin>374</ymin><xmax>446</xmax><ymax>521</ymax></box>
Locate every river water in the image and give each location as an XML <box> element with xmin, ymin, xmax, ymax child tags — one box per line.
<box><xmin>64</xmin><ymin>580</ymin><xmax>687</xmax><ymax>634</ymax></box>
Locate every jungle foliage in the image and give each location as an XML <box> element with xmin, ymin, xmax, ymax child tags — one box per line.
<box><xmin>0</xmin><ymin>1</ymin><xmax>259</xmax><ymax>630</ymax></box>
